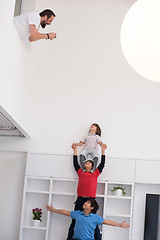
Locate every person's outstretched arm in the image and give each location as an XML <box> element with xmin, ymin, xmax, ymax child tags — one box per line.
<box><xmin>72</xmin><ymin>143</ymin><xmax>81</xmax><ymax>172</ymax></box>
<box><xmin>29</xmin><ymin>25</ymin><xmax>56</xmax><ymax>42</ymax></box>
<box><xmin>102</xmin><ymin>219</ymin><xmax>130</xmax><ymax>229</ymax></box>
<box><xmin>97</xmin><ymin>144</ymin><xmax>107</xmax><ymax>173</ymax></box>
<box><xmin>46</xmin><ymin>204</ymin><xmax>70</xmax><ymax>217</ymax></box>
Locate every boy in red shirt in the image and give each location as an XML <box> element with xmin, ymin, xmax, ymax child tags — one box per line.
<box><xmin>67</xmin><ymin>143</ymin><xmax>107</xmax><ymax>240</ymax></box>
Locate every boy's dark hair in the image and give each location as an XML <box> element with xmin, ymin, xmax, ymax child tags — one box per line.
<box><xmin>39</xmin><ymin>9</ymin><xmax>56</xmax><ymax>19</ymax></box>
<box><xmin>92</xmin><ymin>123</ymin><xmax>101</xmax><ymax>137</ymax></box>
<box><xmin>85</xmin><ymin>160</ymin><xmax>94</xmax><ymax>169</ymax></box>
<box><xmin>88</xmin><ymin>198</ymin><xmax>99</xmax><ymax>214</ymax></box>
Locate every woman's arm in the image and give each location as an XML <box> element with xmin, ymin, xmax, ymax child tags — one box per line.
<box><xmin>46</xmin><ymin>204</ymin><xmax>70</xmax><ymax>217</ymax></box>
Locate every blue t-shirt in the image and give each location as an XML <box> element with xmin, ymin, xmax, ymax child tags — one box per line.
<box><xmin>70</xmin><ymin>210</ymin><xmax>104</xmax><ymax>240</ymax></box>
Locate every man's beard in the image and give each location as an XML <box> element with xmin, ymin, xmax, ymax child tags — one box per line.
<box><xmin>41</xmin><ymin>21</ymin><xmax>46</xmax><ymax>29</ymax></box>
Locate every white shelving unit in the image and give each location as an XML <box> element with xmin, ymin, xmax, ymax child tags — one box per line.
<box><xmin>102</xmin><ymin>181</ymin><xmax>134</xmax><ymax>240</ymax></box>
<box><xmin>19</xmin><ymin>177</ymin><xmax>134</xmax><ymax>240</ymax></box>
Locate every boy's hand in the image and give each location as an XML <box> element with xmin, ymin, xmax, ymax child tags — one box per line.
<box><xmin>120</xmin><ymin>220</ymin><xmax>130</xmax><ymax>229</ymax></box>
<box><xmin>46</xmin><ymin>204</ymin><xmax>55</xmax><ymax>212</ymax></box>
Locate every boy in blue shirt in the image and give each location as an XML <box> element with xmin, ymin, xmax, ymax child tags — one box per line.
<box><xmin>46</xmin><ymin>198</ymin><xmax>130</xmax><ymax>240</ymax></box>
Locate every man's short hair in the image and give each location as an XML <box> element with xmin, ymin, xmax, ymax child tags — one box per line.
<box><xmin>85</xmin><ymin>160</ymin><xmax>94</xmax><ymax>169</ymax></box>
<box><xmin>84</xmin><ymin>155</ymin><xmax>94</xmax><ymax>169</ymax></box>
<box><xmin>88</xmin><ymin>198</ymin><xmax>99</xmax><ymax>214</ymax></box>
<box><xmin>39</xmin><ymin>9</ymin><xmax>56</xmax><ymax>19</ymax></box>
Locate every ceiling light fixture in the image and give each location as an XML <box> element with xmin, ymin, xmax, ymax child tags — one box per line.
<box><xmin>121</xmin><ymin>0</ymin><xmax>160</xmax><ymax>83</ymax></box>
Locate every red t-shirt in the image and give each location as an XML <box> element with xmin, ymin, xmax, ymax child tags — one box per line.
<box><xmin>77</xmin><ymin>168</ymin><xmax>100</xmax><ymax>198</ymax></box>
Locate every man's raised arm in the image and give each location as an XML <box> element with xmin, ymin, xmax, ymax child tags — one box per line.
<box><xmin>97</xmin><ymin>144</ymin><xmax>107</xmax><ymax>173</ymax></box>
<box><xmin>72</xmin><ymin>143</ymin><xmax>81</xmax><ymax>172</ymax></box>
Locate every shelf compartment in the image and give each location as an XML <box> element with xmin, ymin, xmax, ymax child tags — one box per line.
<box><xmin>105</xmin><ymin>198</ymin><xmax>131</xmax><ymax>216</ymax></box>
<box><xmin>26</xmin><ymin>177</ymin><xmax>50</xmax><ymax>192</ymax></box>
<box><xmin>23</xmin><ymin>193</ymin><xmax>49</xmax><ymax>228</ymax></box>
<box><xmin>107</xmin><ymin>183</ymin><xmax>132</xmax><ymax>197</ymax></box>
<box><xmin>51</xmin><ymin>194</ymin><xmax>76</xmax><ymax>210</ymax></box>
<box><xmin>23</xmin><ymin>228</ymin><xmax>46</xmax><ymax>240</ymax></box>
<box><xmin>103</xmin><ymin>222</ymin><xmax>130</xmax><ymax>240</ymax></box>
<box><xmin>96</xmin><ymin>182</ymin><xmax>105</xmax><ymax>196</ymax></box>
<box><xmin>52</xmin><ymin>179</ymin><xmax>76</xmax><ymax>194</ymax></box>
<box><xmin>96</xmin><ymin>197</ymin><xmax>104</xmax><ymax>218</ymax></box>
<box><xmin>48</xmin><ymin>211</ymin><xmax>71</xmax><ymax>240</ymax></box>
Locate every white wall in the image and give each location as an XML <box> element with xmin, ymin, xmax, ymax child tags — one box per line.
<box><xmin>0</xmin><ymin>151</ymin><xmax>26</xmax><ymax>240</ymax></box>
<box><xmin>1</xmin><ymin>1</ymin><xmax>160</xmax><ymax>239</ymax></box>
<box><xmin>1</xmin><ymin>0</ymin><xmax>160</xmax><ymax>160</ymax></box>
<box><xmin>0</xmin><ymin>0</ymin><xmax>31</xmax><ymax>136</ymax></box>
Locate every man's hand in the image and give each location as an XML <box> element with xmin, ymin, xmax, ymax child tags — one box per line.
<box><xmin>48</xmin><ymin>32</ymin><xmax>56</xmax><ymax>40</ymax></box>
<box><xmin>46</xmin><ymin>204</ymin><xmax>55</xmax><ymax>212</ymax></box>
<box><xmin>102</xmin><ymin>144</ymin><xmax>107</xmax><ymax>150</ymax></box>
<box><xmin>120</xmin><ymin>220</ymin><xmax>130</xmax><ymax>229</ymax></box>
<box><xmin>29</xmin><ymin>25</ymin><xmax>56</xmax><ymax>42</ymax></box>
<box><xmin>71</xmin><ymin>143</ymin><xmax>77</xmax><ymax>150</ymax></box>
<box><xmin>101</xmin><ymin>143</ymin><xmax>107</xmax><ymax>155</ymax></box>
<box><xmin>72</xmin><ymin>143</ymin><xmax>77</xmax><ymax>155</ymax></box>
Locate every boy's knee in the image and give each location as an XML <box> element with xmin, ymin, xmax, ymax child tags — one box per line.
<box><xmin>80</xmin><ymin>154</ymin><xmax>85</xmax><ymax>160</ymax></box>
<box><xmin>80</xmin><ymin>154</ymin><xmax>86</xmax><ymax>164</ymax></box>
